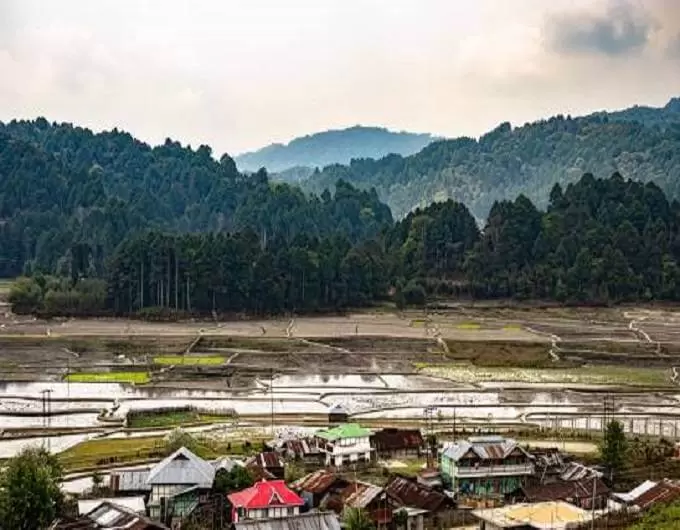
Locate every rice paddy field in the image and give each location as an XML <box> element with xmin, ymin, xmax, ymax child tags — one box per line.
<box><xmin>2</xmin><ymin>304</ymin><xmax>680</xmax><ymax>466</ymax></box>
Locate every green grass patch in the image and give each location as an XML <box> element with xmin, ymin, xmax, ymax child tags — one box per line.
<box><xmin>59</xmin><ymin>434</ymin><xmax>264</xmax><ymax>472</ymax></box>
<box><xmin>456</xmin><ymin>322</ymin><xmax>481</xmax><ymax>330</ymax></box>
<box><xmin>503</xmin><ymin>324</ymin><xmax>522</xmax><ymax>331</ymax></box>
<box><xmin>128</xmin><ymin>410</ymin><xmax>233</xmax><ymax>428</ymax></box>
<box><xmin>65</xmin><ymin>371</ymin><xmax>150</xmax><ymax>384</ymax></box>
<box><xmin>153</xmin><ymin>355</ymin><xmax>225</xmax><ymax>366</ymax></box>
<box><xmin>419</xmin><ymin>362</ymin><xmax>672</xmax><ymax>387</ymax></box>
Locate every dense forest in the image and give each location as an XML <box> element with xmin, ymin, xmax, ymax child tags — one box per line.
<box><xmin>5</xmin><ymin>116</ymin><xmax>680</xmax><ymax>316</ymax></box>
<box><xmin>303</xmin><ymin>97</ymin><xmax>680</xmax><ymax>219</ymax></box>
<box><xmin>235</xmin><ymin>126</ymin><xmax>437</xmax><ymax>174</ymax></box>
<box><xmin>0</xmin><ymin>119</ymin><xmax>391</xmax><ymax>278</ymax></box>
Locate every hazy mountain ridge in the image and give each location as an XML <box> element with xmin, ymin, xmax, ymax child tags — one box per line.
<box><xmin>301</xmin><ymin>97</ymin><xmax>680</xmax><ymax>219</ymax></box>
<box><xmin>234</xmin><ymin>125</ymin><xmax>438</xmax><ymax>173</ymax></box>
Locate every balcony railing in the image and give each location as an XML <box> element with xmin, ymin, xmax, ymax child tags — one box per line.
<box><xmin>454</xmin><ymin>464</ymin><xmax>534</xmax><ymax>478</ymax></box>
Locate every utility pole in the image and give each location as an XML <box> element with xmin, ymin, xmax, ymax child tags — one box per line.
<box><xmin>590</xmin><ymin>474</ymin><xmax>597</xmax><ymax>530</ymax></box>
<box><xmin>270</xmin><ymin>368</ymin><xmax>275</xmax><ymax>436</ymax></box>
<box><xmin>41</xmin><ymin>389</ymin><xmax>52</xmax><ymax>451</ymax></box>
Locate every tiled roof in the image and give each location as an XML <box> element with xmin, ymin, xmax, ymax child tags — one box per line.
<box><xmin>372</xmin><ymin>429</ymin><xmax>424</xmax><ymax>451</ymax></box>
<box><xmin>234</xmin><ymin>511</ymin><xmax>341</xmax><ymax>530</ymax></box>
<box><xmin>442</xmin><ymin>436</ymin><xmax>530</xmax><ymax>462</ymax></box>
<box><xmin>293</xmin><ymin>470</ymin><xmax>342</xmax><ymax>494</ymax></box>
<box><xmin>228</xmin><ymin>480</ymin><xmax>304</xmax><ymax>510</ymax></box>
<box><xmin>147</xmin><ymin>447</ymin><xmax>215</xmax><ymax>487</ymax></box>
<box><xmin>316</xmin><ymin>424</ymin><xmax>370</xmax><ymax>441</ymax></box>
<box><xmin>385</xmin><ymin>476</ymin><xmax>451</xmax><ymax>512</ymax></box>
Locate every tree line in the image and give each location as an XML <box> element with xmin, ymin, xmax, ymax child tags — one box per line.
<box><xmin>303</xmin><ymin>98</ymin><xmax>680</xmax><ymax>219</ymax></box>
<box><xmin>10</xmin><ymin>170</ymin><xmax>680</xmax><ymax>316</ymax></box>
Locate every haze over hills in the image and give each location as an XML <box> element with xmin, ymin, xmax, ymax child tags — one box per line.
<box><xmin>234</xmin><ymin>125</ymin><xmax>439</xmax><ymax>174</ymax></box>
<box><xmin>300</xmin><ymin>97</ymin><xmax>680</xmax><ymax>220</ymax></box>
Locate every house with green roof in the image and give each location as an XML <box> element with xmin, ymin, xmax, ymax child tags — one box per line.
<box><xmin>315</xmin><ymin>423</ymin><xmax>372</xmax><ymax>468</ymax></box>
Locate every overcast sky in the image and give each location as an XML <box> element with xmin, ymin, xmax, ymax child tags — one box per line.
<box><xmin>1</xmin><ymin>0</ymin><xmax>679</xmax><ymax>155</ymax></box>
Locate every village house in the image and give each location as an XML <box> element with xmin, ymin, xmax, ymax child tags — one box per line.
<box><xmin>234</xmin><ymin>511</ymin><xmax>341</xmax><ymax>530</ymax></box>
<box><xmin>385</xmin><ymin>475</ymin><xmax>455</xmax><ymax>528</ymax></box>
<box><xmin>613</xmin><ymin>479</ymin><xmax>680</xmax><ymax>511</ymax></box>
<box><xmin>293</xmin><ymin>470</ymin><xmax>349</xmax><ymax>509</ymax></box>
<box><xmin>372</xmin><ymin>428</ymin><xmax>424</xmax><ymax>459</ymax></box>
<box><xmin>328</xmin><ymin>404</ymin><xmax>349</xmax><ymax>425</ymax></box>
<box><xmin>145</xmin><ymin>447</ymin><xmax>216</xmax><ymax>520</ymax></box>
<box><xmin>440</xmin><ymin>436</ymin><xmax>534</xmax><ymax>497</ymax></box>
<box><xmin>315</xmin><ymin>423</ymin><xmax>373</xmax><ymax>467</ymax></box>
<box><xmin>228</xmin><ymin>480</ymin><xmax>304</xmax><ymax>523</ymax></box>
<box><xmin>247</xmin><ymin>451</ymin><xmax>286</xmax><ymax>480</ymax></box>
<box><xmin>324</xmin><ymin>481</ymin><xmax>391</xmax><ymax>527</ymax></box>
<box><xmin>268</xmin><ymin>436</ymin><xmax>324</xmax><ymax>466</ymax></box>
<box><xmin>51</xmin><ymin>500</ymin><xmax>168</xmax><ymax>530</ymax></box>
<box><xmin>511</xmin><ymin>477</ymin><xmax>610</xmax><ymax>510</ymax></box>
<box><xmin>417</xmin><ymin>468</ymin><xmax>443</xmax><ymax>490</ymax></box>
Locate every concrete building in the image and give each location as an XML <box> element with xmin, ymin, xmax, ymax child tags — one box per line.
<box><xmin>315</xmin><ymin>423</ymin><xmax>372</xmax><ymax>467</ymax></box>
<box><xmin>440</xmin><ymin>436</ymin><xmax>534</xmax><ymax>497</ymax></box>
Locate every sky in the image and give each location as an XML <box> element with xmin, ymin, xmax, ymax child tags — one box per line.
<box><xmin>1</xmin><ymin>0</ymin><xmax>679</xmax><ymax>155</ymax></box>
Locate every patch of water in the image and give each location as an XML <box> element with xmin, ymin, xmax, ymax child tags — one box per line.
<box><xmin>0</xmin><ymin>413</ymin><xmax>100</xmax><ymax>429</ymax></box>
<box><xmin>0</xmin><ymin>433</ymin><xmax>92</xmax><ymax>458</ymax></box>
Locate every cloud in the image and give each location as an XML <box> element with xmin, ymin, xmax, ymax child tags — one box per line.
<box><xmin>668</xmin><ymin>34</ymin><xmax>680</xmax><ymax>58</ymax></box>
<box><xmin>546</xmin><ymin>1</ymin><xmax>654</xmax><ymax>56</ymax></box>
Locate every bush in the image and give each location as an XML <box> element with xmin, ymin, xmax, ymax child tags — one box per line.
<box><xmin>8</xmin><ymin>277</ymin><xmax>44</xmax><ymax>314</ymax></box>
<box><xmin>403</xmin><ymin>280</ymin><xmax>426</xmax><ymax>306</ymax></box>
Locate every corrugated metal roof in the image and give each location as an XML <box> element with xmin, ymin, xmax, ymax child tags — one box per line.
<box><xmin>613</xmin><ymin>480</ymin><xmax>657</xmax><ymax>503</ymax></box>
<box><xmin>372</xmin><ymin>429</ymin><xmax>424</xmax><ymax>451</ymax></box>
<box><xmin>146</xmin><ymin>447</ymin><xmax>215</xmax><ymax>487</ymax></box>
<box><xmin>235</xmin><ymin>511</ymin><xmax>341</xmax><ymax>530</ymax></box>
<box><xmin>110</xmin><ymin>470</ymin><xmax>152</xmax><ymax>492</ymax></box>
<box><xmin>78</xmin><ymin>497</ymin><xmax>146</xmax><ymax>516</ymax></box>
<box><xmin>442</xmin><ymin>437</ymin><xmax>529</xmax><ymax>462</ymax></box>
<box><xmin>559</xmin><ymin>462</ymin><xmax>602</xmax><ymax>482</ymax></box>
<box><xmin>316</xmin><ymin>424</ymin><xmax>370</xmax><ymax>441</ymax></box>
<box><xmin>630</xmin><ymin>479</ymin><xmax>680</xmax><ymax>510</ymax></box>
<box><xmin>249</xmin><ymin>451</ymin><xmax>284</xmax><ymax>469</ymax></box>
<box><xmin>84</xmin><ymin>501</ymin><xmax>168</xmax><ymax>529</ymax></box>
<box><xmin>521</xmin><ymin>478</ymin><xmax>609</xmax><ymax>504</ymax></box>
<box><xmin>340</xmin><ymin>481</ymin><xmax>384</xmax><ymax>509</ymax></box>
<box><xmin>293</xmin><ymin>470</ymin><xmax>341</xmax><ymax>494</ymax></box>
<box><xmin>213</xmin><ymin>457</ymin><xmax>246</xmax><ymax>472</ymax></box>
<box><xmin>385</xmin><ymin>476</ymin><xmax>451</xmax><ymax>512</ymax></box>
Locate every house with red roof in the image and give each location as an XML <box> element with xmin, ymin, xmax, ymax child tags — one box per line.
<box><xmin>227</xmin><ymin>480</ymin><xmax>304</xmax><ymax>523</ymax></box>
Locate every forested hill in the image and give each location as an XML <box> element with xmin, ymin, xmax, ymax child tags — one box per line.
<box><xmin>590</xmin><ymin>97</ymin><xmax>680</xmax><ymax>129</ymax></box>
<box><xmin>303</xmin><ymin>97</ymin><xmax>680</xmax><ymax>219</ymax></box>
<box><xmin>0</xmin><ymin>118</ymin><xmax>392</xmax><ymax>277</ymax></box>
<box><xmin>234</xmin><ymin>126</ymin><xmax>437</xmax><ymax>174</ymax></box>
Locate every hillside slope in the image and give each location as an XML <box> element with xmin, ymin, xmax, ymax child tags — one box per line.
<box><xmin>234</xmin><ymin>125</ymin><xmax>437</xmax><ymax>173</ymax></box>
<box><xmin>304</xmin><ymin>98</ymin><xmax>680</xmax><ymax>219</ymax></box>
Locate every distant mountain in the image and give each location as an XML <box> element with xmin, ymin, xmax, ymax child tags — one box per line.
<box><xmin>302</xmin><ymin>97</ymin><xmax>680</xmax><ymax>219</ymax></box>
<box><xmin>234</xmin><ymin>125</ymin><xmax>439</xmax><ymax>174</ymax></box>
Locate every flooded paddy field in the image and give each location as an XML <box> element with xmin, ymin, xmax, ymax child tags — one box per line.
<box><xmin>1</xmin><ymin>306</ymin><xmax>680</xmax><ymax>459</ymax></box>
